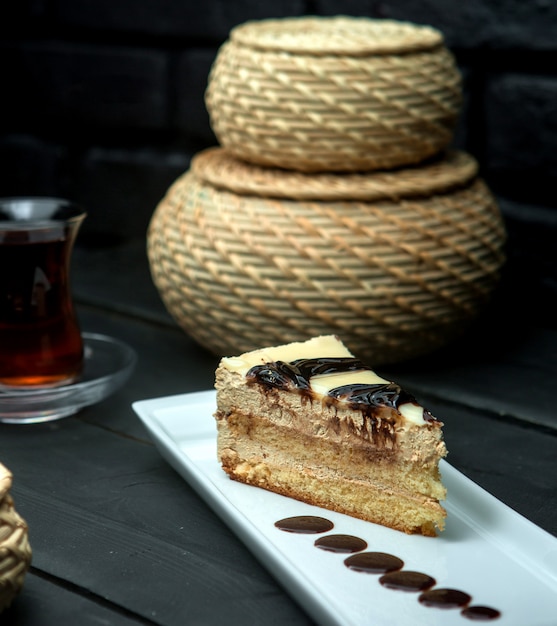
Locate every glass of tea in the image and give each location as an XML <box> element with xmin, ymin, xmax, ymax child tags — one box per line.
<box><xmin>0</xmin><ymin>198</ymin><xmax>86</xmax><ymax>389</ymax></box>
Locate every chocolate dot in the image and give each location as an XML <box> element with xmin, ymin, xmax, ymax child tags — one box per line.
<box><xmin>314</xmin><ymin>534</ymin><xmax>367</xmax><ymax>554</ymax></box>
<box><xmin>419</xmin><ymin>588</ymin><xmax>472</xmax><ymax>609</ymax></box>
<box><xmin>461</xmin><ymin>606</ymin><xmax>501</xmax><ymax>621</ymax></box>
<box><xmin>379</xmin><ymin>570</ymin><xmax>436</xmax><ymax>592</ymax></box>
<box><xmin>275</xmin><ymin>515</ymin><xmax>334</xmax><ymax>534</ymax></box>
<box><xmin>344</xmin><ymin>552</ymin><xmax>403</xmax><ymax>574</ymax></box>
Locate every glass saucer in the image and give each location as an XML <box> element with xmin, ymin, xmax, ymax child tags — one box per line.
<box><xmin>0</xmin><ymin>332</ymin><xmax>137</xmax><ymax>424</ymax></box>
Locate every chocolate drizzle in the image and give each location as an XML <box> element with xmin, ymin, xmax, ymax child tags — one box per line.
<box><xmin>246</xmin><ymin>357</ymin><xmax>368</xmax><ymax>391</ymax></box>
<box><xmin>328</xmin><ymin>382</ymin><xmax>416</xmax><ymax>409</ymax></box>
<box><xmin>246</xmin><ymin>357</ymin><xmax>435</xmax><ymax>423</ymax></box>
<box><xmin>275</xmin><ymin>514</ymin><xmax>501</xmax><ymax>621</ymax></box>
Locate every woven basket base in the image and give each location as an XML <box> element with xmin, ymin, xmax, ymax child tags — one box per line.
<box><xmin>147</xmin><ymin>159</ymin><xmax>505</xmax><ymax>365</ymax></box>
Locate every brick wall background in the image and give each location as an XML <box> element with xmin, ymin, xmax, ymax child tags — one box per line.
<box><xmin>1</xmin><ymin>0</ymin><xmax>556</xmax><ymax>325</ymax></box>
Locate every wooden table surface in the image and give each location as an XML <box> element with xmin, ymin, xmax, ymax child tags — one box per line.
<box><xmin>1</xmin><ymin>240</ymin><xmax>556</xmax><ymax>625</ymax></box>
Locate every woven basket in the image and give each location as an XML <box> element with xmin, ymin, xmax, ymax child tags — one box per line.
<box><xmin>0</xmin><ymin>463</ymin><xmax>31</xmax><ymax>613</ymax></box>
<box><xmin>205</xmin><ymin>16</ymin><xmax>462</xmax><ymax>173</ymax></box>
<box><xmin>147</xmin><ymin>148</ymin><xmax>505</xmax><ymax>365</ymax></box>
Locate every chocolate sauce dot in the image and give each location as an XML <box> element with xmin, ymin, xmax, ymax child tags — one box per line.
<box><xmin>418</xmin><ymin>588</ymin><xmax>472</xmax><ymax>609</ymax></box>
<box><xmin>314</xmin><ymin>534</ymin><xmax>367</xmax><ymax>554</ymax></box>
<box><xmin>379</xmin><ymin>570</ymin><xmax>436</xmax><ymax>592</ymax></box>
<box><xmin>461</xmin><ymin>606</ymin><xmax>501</xmax><ymax>621</ymax></box>
<box><xmin>344</xmin><ymin>552</ymin><xmax>403</xmax><ymax>574</ymax></box>
<box><xmin>275</xmin><ymin>515</ymin><xmax>334</xmax><ymax>534</ymax></box>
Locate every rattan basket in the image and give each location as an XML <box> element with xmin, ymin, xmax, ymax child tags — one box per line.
<box><xmin>147</xmin><ymin>148</ymin><xmax>505</xmax><ymax>365</ymax></box>
<box><xmin>0</xmin><ymin>463</ymin><xmax>31</xmax><ymax>613</ymax></box>
<box><xmin>205</xmin><ymin>16</ymin><xmax>462</xmax><ymax>173</ymax></box>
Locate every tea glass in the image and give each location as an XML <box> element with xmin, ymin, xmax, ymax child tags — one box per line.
<box><xmin>0</xmin><ymin>197</ymin><xmax>86</xmax><ymax>389</ymax></box>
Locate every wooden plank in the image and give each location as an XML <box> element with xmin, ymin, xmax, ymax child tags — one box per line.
<box><xmin>1</xmin><ymin>418</ymin><xmax>313</xmax><ymax>626</ymax></box>
<box><xmin>73</xmin><ymin>306</ymin><xmax>219</xmax><ymax>439</ymax></box>
<box><xmin>11</xmin><ymin>484</ymin><xmax>314</xmax><ymax>626</ymax></box>
<box><xmin>386</xmin><ymin>324</ymin><xmax>557</xmax><ymax>431</ymax></box>
<box><xmin>4</xmin><ymin>570</ymin><xmax>151</xmax><ymax>625</ymax></box>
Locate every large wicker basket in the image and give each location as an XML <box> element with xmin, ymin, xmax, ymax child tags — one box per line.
<box><xmin>0</xmin><ymin>463</ymin><xmax>31</xmax><ymax>613</ymax></box>
<box><xmin>205</xmin><ymin>16</ymin><xmax>462</xmax><ymax>172</ymax></box>
<box><xmin>147</xmin><ymin>148</ymin><xmax>505</xmax><ymax>365</ymax></box>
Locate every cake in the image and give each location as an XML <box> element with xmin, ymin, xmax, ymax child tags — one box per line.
<box><xmin>214</xmin><ymin>335</ymin><xmax>447</xmax><ymax>536</ymax></box>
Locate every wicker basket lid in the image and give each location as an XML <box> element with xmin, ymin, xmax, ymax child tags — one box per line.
<box><xmin>148</xmin><ymin>152</ymin><xmax>505</xmax><ymax>365</ymax></box>
<box><xmin>230</xmin><ymin>16</ymin><xmax>444</xmax><ymax>55</ymax></box>
<box><xmin>191</xmin><ymin>148</ymin><xmax>478</xmax><ymax>201</ymax></box>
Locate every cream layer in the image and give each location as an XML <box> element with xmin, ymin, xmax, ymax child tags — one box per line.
<box><xmin>220</xmin><ymin>335</ymin><xmax>428</xmax><ymax>426</ymax></box>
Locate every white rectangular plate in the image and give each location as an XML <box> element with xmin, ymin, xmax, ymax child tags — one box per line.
<box><xmin>133</xmin><ymin>390</ymin><xmax>557</xmax><ymax>626</ymax></box>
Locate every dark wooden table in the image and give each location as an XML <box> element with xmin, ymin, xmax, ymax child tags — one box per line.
<box><xmin>1</xmin><ymin>240</ymin><xmax>556</xmax><ymax>625</ymax></box>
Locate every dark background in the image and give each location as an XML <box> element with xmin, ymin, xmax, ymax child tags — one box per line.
<box><xmin>1</xmin><ymin>0</ymin><xmax>556</xmax><ymax>334</ymax></box>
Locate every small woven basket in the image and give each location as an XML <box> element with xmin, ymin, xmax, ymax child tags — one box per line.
<box><xmin>206</xmin><ymin>16</ymin><xmax>462</xmax><ymax>172</ymax></box>
<box><xmin>0</xmin><ymin>463</ymin><xmax>31</xmax><ymax>613</ymax></box>
<box><xmin>147</xmin><ymin>148</ymin><xmax>505</xmax><ymax>365</ymax></box>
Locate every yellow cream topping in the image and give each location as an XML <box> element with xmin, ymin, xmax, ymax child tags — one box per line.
<box><xmin>221</xmin><ymin>335</ymin><xmax>426</xmax><ymax>425</ymax></box>
<box><xmin>222</xmin><ymin>335</ymin><xmax>352</xmax><ymax>373</ymax></box>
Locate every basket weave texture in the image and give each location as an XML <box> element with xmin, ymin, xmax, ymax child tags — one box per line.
<box><xmin>147</xmin><ymin>149</ymin><xmax>505</xmax><ymax>365</ymax></box>
<box><xmin>205</xmin><ymin>16</ymin><xmax>462</xmax><ymax>172</ymax></box>
<box><xmin>0</xmin><ymin>463</ymin><xmax>32</xmax><ymax>613</ymax></box>
<box><xmin>192</xmin><ymin>147</ymin><xmax>478</xmax><ymax>200</ymax></box>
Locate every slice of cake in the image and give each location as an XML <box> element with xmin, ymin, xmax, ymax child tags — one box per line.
<box><xmin>214</xmin><ymin>335</ymin><xmax>447</xmax><ymax>536</ymax></box>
